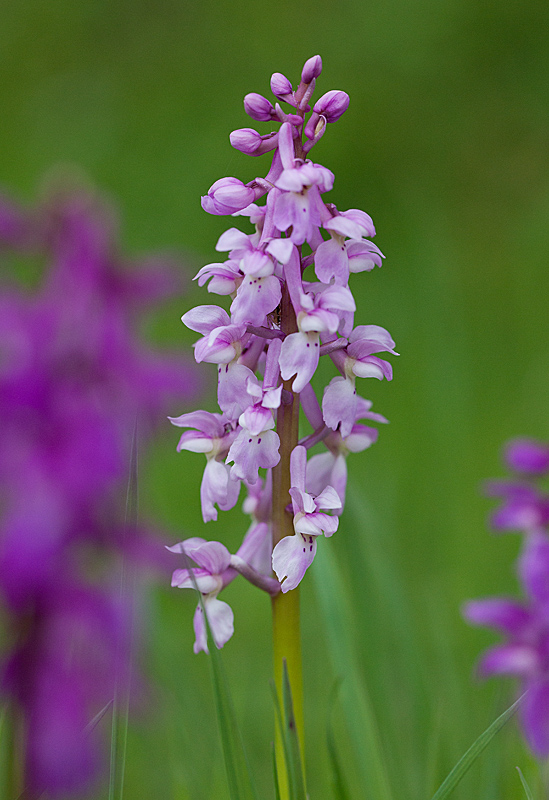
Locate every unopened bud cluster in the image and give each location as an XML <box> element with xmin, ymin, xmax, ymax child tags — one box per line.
<box><xmin>169</xmin><ymin>56</ymin><xmax>396</xmax><ymax>653</ymax></box>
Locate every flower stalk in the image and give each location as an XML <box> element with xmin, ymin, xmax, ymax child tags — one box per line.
<box><xmin>271</xmin><ymin>283</ymin><xmax>304</xmax><ymax>793</ymax></box>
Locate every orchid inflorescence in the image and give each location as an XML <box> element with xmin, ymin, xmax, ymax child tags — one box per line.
<box><xmin>464</xmin><ymin>438</ymin><xmax>549</xmax><ymax>756</ymax></box>
<box><xmin>169</xmin><ymin>55</ymin><xmax>396</xmax><ymax>654</ymax></box>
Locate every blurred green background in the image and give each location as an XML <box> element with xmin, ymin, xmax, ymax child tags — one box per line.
<box><xmin>2</xmin><ymin>0</ymin><xmax>549</xmax><ymax>797</ymax></box>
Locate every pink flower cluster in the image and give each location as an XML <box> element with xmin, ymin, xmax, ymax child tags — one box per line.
<box><xmin>169</xmin><ymin>55</ymin><xmax>395</xmax><ymax>653</ymax></box>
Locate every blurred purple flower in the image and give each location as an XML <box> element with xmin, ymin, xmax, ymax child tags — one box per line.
<box><xmin>0</xmin><ymin>182</ymin><xmax>198</xmax><ymax>796</ymax></box>
<box><xmin>465</xmin><ymin>436</ymin><xmax>549</xmax><ymax>756</ymax></box>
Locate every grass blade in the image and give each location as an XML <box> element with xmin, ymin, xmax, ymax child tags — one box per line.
<box><xmin>429</xmin><ymin>694</ymin><xmax>523</xmax><ymax>800</ymax></box>
<box><xmin>281</xmin><ymin>661</ymin><xmax>306</xmax><ymax>800</ymax></box>
<box><xmin>109</xmin><ymin>417</ymin><xmax>139</xmax><ymax>800</ymax></box>
<box><xmin>516</xmin><ymin>767</ymin><xmax>534</xmax><ymax>800</ymax></box>
<box><xmin>326</xmin><ymin>683</ymin><xmax>352</xmax><ymax>800</ymax></box>
<box><xmin>270</xmin><ymin>680</ymin><xmax>295</xmax><ymax>799</ymax></box>
<box><xmin>272</xmin><ymin>743</ymin><xmax>282</xmax><ymax>800</ymax></box>
<box><xmin>313</xmin><ymin>543</ymin><xmax>394</xmax><ymax>800</ymax></box>
<box><xmin>185</xmin><ymin>554</ymin><xmax>257</xmax><ymax>800</ymax></box>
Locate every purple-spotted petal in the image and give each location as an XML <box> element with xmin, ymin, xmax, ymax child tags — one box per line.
<box><xmin>280</xmin><ymin>332</ymin><xmax>320</xmax><ymax>393</ymax></box>
<box><xmin>314</xmin><ymin>238</ymin><xmax>349</xmax><ymax>285</ymax></box>
<box><xmin>230</xmin><ymin>274</ymin><xmax>281</xmax><ymax>326</ymax></box>
<box><xmin>272</xmin><ymin>533</ymin><xmax>317</xmax><ymax>592</ymax></box>
<box><xmin>217</xmin><ymin>363</ymin><xmax>256</xmax><ymax>419</ymax></box>
<box><xmin>227</xmin><ymin>429</ymin><xmax>280</xmax><ymax>484</ymax></box>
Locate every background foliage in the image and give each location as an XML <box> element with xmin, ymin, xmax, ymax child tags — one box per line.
<box><xmin>1</xmin><ymin>1</ymin><xmax>549</xmax><ymax>797</ymax></box>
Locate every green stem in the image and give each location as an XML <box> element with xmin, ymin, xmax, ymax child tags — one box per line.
<box><xmin>272</xmin><ymin>281</ymin><xmax>304</xmax><ymax>799</ymax></box>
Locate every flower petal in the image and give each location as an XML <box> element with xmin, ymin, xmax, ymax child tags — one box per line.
<box><xmin>272</xmin><ymin>533</ymin><xmax>317</xmax><ymax>592</ymax></box>
<box><xmin>204</xmin><ymin>596</ymin><xmax>235</xmax><ymax>649</ymax></box>
<box><xmin>521</xmin><ymin>681</ymin><xmax>549</xmax><ymax>757</ymax></box>
<box><xmin>185</xmin><ymin>540</ymin><xmax>232</xmax><ymax>575</ymax></box>
<box><xmin>477</xmin><ymin>644</ymin><xmax>538</xmax><ymax>678</ymax></box>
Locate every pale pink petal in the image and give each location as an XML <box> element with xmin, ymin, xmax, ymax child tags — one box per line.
<box><xmin>237</xmin><ymin>521</ymin><xmax>272</xmax><ymax>575</ymax></box>
<box><xmin>279</xmin><ymin>332</ymin><xmax>320</xmax><ymax>393</ymax></box>
<box><xmin>272</xmin><ymin>533</ymin><xmax>317</xmax><ymax>592</ymax></box>
<box><xmin>200</xmin><ymin>460</ymin><xmax>238</xmax><ymax>523</ymax></box>
<box><xmin>175</xmin><ymin>431</ymin><xmax>214</xmax><ymax>454</ymax></box>
<box><xmin>172</xmin><ymin>569</ymin><xmax>220</xmax><ymax>592</ymax></box>
<box><xmin>182</xmin><ymin>305</ymin><xmax>230</xmax><ymax>335</ymax></box>
<box><xmin>204</xmin><ymin>596</ymin><xmax>235</xmax><ymax>649</ymax></box>
<box><xmin>266</xmin><ymin>238</ymin><xmax>295</xmax><ymax>265</ymax></box>
<box><xmin>290</xmin><ymin>446</ymin><xmax>307</xmax><ymax>493</ymax></box>
<box><xmin>351</xmin><ymin>356</ymin><xmax>393</xmax><ymax>380</ymax></box>
<box><xmin>193</xmin><ymin>605</ymin><xmax>208</xmax><ymax>654</ymax></box>
<box><xmin>230</xmin><ymin>274</ymin><xmax>281</xmax><ymax>326</ymax></box>
<box><xmin>215</xmin><ymin>227</ymin><xmax>251</xmax><ymax>252</ymax></box>
<box><xmin>322</xmin><ymin>376</ymin><xmax>357</xmax><ymax>438</ymax></box>
<box><xmin>239</xmin><ymin>404</ymin><xmax>274</xmax><ymax>436</ymax></box>
<box><xmin>315</xmin><ymin>485</ymin><xmax>342</xmax><ymax>511</ymax></box>
<box><xmin>349</xmin><ymin>325</ymin><xmax>397</xmax><ymax>353</ymax></box>
<box><xmin>165</xmin><ymin>537</ymin><xmax>206</xmax><ymax>554</ymax></box>
<box><xmin>227</xmin><ymin>429</ymin><xmax>280</xmax><ymax>484</ymax></box>
<box><xmin>345</xmin><ymin>424</ymin><xmax>379</xmax><ymax>453</ymax></box>
<box><xmin>218</xmin><ymin>470</ymin><xmax>241</xmax><ymax>511</ymax></box>
<box><xmin>185</xmin><ymin>540</ymin><xmax>232</xmax><ymax>574</ymax></box>
<box><xmin>168</xmin><ymin>410</ymin><xmax>225</xmax><ymax>437</ymax></box>
<box><xmin>314</xmin><ymin>238</ymin><xmax>349</xmax><ymax>285</ymax></box>
<box><xmin>217</xmin><ymin>363</ymin><xmax>256</xmax><ymax>419</ymax></box>
<box><xmin>306</xmin><ymin>452</ymin><xmax>338</xmax><ymax>497</ymax></box>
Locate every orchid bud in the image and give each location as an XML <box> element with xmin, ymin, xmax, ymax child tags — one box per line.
<box><xmin>301</xmin><ymin>55</ymin><xmax>322</xmax><ymax>84</ymax></box>
<box><xmin>313</xmin><ymin>90</ymin><xmax>350</xmax><ymax>122</ymax></box>
<box><xmin>244</xmin><ymin>93</ymin><xmax>275</xmax><ymax>121</ymax></box>
<box><xmin>270</xmin><ymin>72</ymin><xmax>293</xmax><ymax>97</ymax></box>
<box><xmin>230</xmin><ymin>128</ymin><xmax>279</xmax><ymax>157</ymax></box>
<box><xmin>201</xmin><ymin>177</ymin><xmax>257</xmax><ymax>215</ymax></box>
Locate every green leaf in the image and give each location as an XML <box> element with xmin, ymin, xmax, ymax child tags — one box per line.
<box><xmin>429</xmin><ymin>694</ymin><xmax>523</xmax><ymax>800</ymax></box>
<box><xmin>516</xmin><ymin>767</ymin><xmax>534</xmax><ymax>800</ymax></box>
<box><xmin>313</xmin><ymin>543</ymin><xmax>394</xmax><ymax>800</ymax></box>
